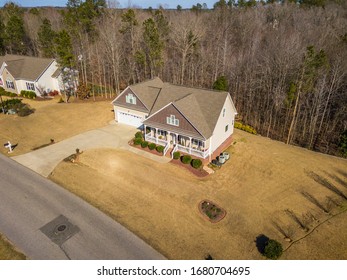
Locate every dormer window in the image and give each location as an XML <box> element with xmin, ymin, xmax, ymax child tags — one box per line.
<box><xmin>126</xmin><ymin>93</ymin><xmax>136</xmax><ymax>105</ymax></box>
<box><xmin>166</xmin><ymin>115</ymin><xmax>179</xmax><ymax>126</ymax></box>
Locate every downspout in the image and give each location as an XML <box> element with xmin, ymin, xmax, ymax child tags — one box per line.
<box><xmin>209</xmin><ymin>136</ymin><xmax>212</xmax><ymax>162</ymax></box>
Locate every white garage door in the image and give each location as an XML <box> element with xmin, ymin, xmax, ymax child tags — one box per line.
<box><xmin>117</xmin><ymin>111</ymin><xmax>143</xmax><ymax>128</ymax></box>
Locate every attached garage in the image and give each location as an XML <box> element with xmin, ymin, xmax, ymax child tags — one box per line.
<box><xmin>116</xmin><ymin>110</ymin><xmax>143</xmax><ymax>128</ymax></box>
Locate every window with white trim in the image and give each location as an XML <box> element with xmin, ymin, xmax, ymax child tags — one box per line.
<box><xmin>6</xmin><ymin>79</ymin><xmax>15</xmax><ymax>89</ymax></box>
<box><xmin>225</xmin><ymin>125</ymin><xmax>229</xmax><ymax>132</ymax></box>
<box><xmin>166</xmin><ymin>115</ymin><xmax>179</xmax><ymax>126</ymax></box>
<box><xmin>223</xmin><ymin>108</ymin><xmax>226</xmax><ymax>117</ymax></box>
<box><xmin>26</xmin><ymin>82</ymin><xmax>35</xmax><ymax>91</ymax></box>
<box><xmin>125</xmin><ymin>93</ymin><xmax>136</xmax><ymax>105</ymax></box>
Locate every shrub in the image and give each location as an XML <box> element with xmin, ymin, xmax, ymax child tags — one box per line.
<box><xmin>156</xmin><ymin>145</ymin><xmax>164</xmax><ymax>153</ymax></box>
<box><xmin>264</xmin><ymin>239</ymin><xmax>283</xmax><ymax>260</ymax></box>
<box><xmin>148</xmin><ymin>143</ymin><xmax>156</xmax><ymax>150</ymax></box>
<box><xmin>48</xmin><ymin>90</ymin><xmax>60</xmax><ymax>96</ymax></box>
<box><xmin>135</xmin><ymin>131</ymin><xmax>143</xmax><ymax>139</ymax></box>
<box><xmin>20</xmin><ymin>90</ymin><xmax>36</xmax><ymax>99</ymax></box>
<box><xmin>234</xmin><ymin>121</ymin><xmax>257</xmax><ymax>134</ymax></box>
<box><xmin>133</xmin><ymin>138</ymin><xmax>143</xmax><ymax>145</ymax></box>
<box><xmin>191</xmin><ymin>159</ymin><xmax>202</xmax><ymax>169</ymax></box>
<box><xmin>0</xmin><ymin>88</ymin><xmax>17</xmax><ymax>97</ymax></box>
<box><xmin>181</xmin><ymin>155</ymin><xmax>192</xmax><ymax>164</ymax></box>
<box><xmin>173</xmin><ymin>151</ymin><xmax>180</xmax><ymax>160</ymax></box>
<box><xmin>141</xmin><ymin>141</ymin><xmax>148</xmax><ymax>148</ymax></box>
<box><xmin>3</xmin><ymin>98</ymin><xmax>22</xmax><ymax>108</ymax></box>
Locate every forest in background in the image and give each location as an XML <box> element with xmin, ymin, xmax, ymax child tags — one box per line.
<box><xmin>0</xmin><ymin>0</ymin><xmax>346</xmax><ymax>157</ymax></box>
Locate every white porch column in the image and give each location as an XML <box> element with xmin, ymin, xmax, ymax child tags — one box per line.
<box><xmin>144</xmin><ymin>125</ymin><xmax>147</xmax><ymax>141</ymax></box>
<box><xmin>155</xmin><ymin>128</ymin><xmax>158</xmax><ymax>144</ymax></box>
<box><xmin>175</xmin><ymin>133</ymin><xmax>178</xmax><ymax>145</ymax></box>
<box><xmin>167</xmin><ymin>131</ymin><xmax>171</xmax><ymax>145</ymax></box>
<box><xmin>189</xmin><ymin>137</ymin><xmax>192</xmax><ymax>154</ymax></box>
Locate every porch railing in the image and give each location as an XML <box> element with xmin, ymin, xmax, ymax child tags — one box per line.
<box><xmin>177</xmin><ymin>144</ymin><xmax>210</xmax><ymax>159</ymax></box>
<box><xmin>163</xmin><ymin>142</ymin><xmax>170</xmax><ymax>156</ymax></box>
<box><xmin>145</xmin><ymin>133</ymin><xmax>167</xmax><ymax>146</ymax></box>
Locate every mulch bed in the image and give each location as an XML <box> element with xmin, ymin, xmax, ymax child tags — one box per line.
<box><xmin>198</xmin><ymin>200</ymin><xmax>226</xmax><ymax>223</ymax></box>
<box><xmin>170</xmin><ymin>158</ymin><xmax>209</xmax><ymax>178</ymax></box>
<box><xmin>129</xmin><ymin>140</ymin><xmax>210</xmax><ymax>177</ymax></box>
<box><xmin>129</xmin><ymin>141</ymin><xmax>164</xmax><ymax>157</ymax></box>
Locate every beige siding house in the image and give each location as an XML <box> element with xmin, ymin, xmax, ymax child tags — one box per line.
<box><xmin>112</xmin><ymin>77</ymin><xmax>237</xmax><ymax>161</ymax></box>
<box><xmin>0</xmin><ymin>55</ymin><xmax>63</xmax><ymax>96</ymax></box>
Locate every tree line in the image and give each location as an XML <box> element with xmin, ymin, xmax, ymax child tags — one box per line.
<box><xmin>0</xmin><ymin>0</ymin><xmax>346</xmax><ymax>157</ymax></box>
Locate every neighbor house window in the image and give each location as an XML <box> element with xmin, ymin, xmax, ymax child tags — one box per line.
<box><xmin>225</xmin><ymin>125</ymin><xmax>229</xmax><ymax>132</ymax></box>
<box><xmin>166</xmin><ymin>115</ymin><xmax>179</xmax><ymax>126</ymax></box>
<box><xmin>26</xmin><ymin>82</ymin><xmax>35</xmax><ymax>91</ymax></box>
<box><xmin>125</xmin><ymin>93</ymin><xmax>136</xmax><ymax>104</ymax></box>
<box><xmin>6</xmin><ymin>79</ymin><xmax>14</xmax><ymax>89</ymax></box>
<box><xmin>223</xmin><ymin>108</ymin><xmax>226</xmax><ymax>117</ymax></box>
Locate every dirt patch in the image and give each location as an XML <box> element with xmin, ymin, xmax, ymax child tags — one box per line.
<box><xmin>49</xmin><ymin>130</ymin><xmax>347</xmax><ymax>259</ymax></box>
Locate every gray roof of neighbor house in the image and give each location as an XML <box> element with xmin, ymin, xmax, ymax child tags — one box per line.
<box><xmin>113</xmin><ymin>77</ymin><xmax>234</xmax><ymax>139</ymax></box>
<box><xmin>0</xmin><ymin>54</ymin><xmax>55</xmax><ymax>81</ymax></box>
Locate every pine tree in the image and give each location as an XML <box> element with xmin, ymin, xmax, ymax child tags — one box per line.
<box><xmin>55</xmin><ymin>30</ymin><xmax>74</xmax><ymax>67</ymax></box>
<box><xmin>213</xmin><ymin>76</ymin><xmax>229</xmax><ymax>91</ymax></box>
<box><xmin>38</xmin><ymin>18</ymin><xmax>56</xmax><ymax>58</ymax></box>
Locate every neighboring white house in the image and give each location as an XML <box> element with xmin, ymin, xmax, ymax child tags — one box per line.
<box><xmin>0</xmin><ymin>54</ymin><xmax>64</xmax><ymax>96</ymax></box>
<box><xmin>112</xmin><ymin>77</ymin><xmax>238</xmax><ymax>161</ymax></box>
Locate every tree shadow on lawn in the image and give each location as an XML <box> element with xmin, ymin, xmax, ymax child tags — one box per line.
<box><xmin>255</xmin><ymin>234</ymin><xmax>269</xmax><ymax>255</ymax></box>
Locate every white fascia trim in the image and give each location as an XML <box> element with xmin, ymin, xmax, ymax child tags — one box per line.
<box><xmin>35</xmin><ymin>59</ymin><xmax>55</xmax><ymax>82</ymax></box>
<box><xmin>111</xmin><ymin>86</ymin><xmax>149</xmax><ymax>111</ymax></box>
<box><xmin>145</xmin><ymin>102</ymin><xmax>206</xmax><ymax>140</ymax></box>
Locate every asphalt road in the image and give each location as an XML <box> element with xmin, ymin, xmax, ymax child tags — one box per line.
<box><xmin>0</xmin><ymin>154</ymin><xmax>166</xmax><ymax>260</ymax></box>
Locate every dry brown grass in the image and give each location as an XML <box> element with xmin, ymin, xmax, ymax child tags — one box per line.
<box><xmin>0</xmin><ymin>233</ymin><xmax>26</xmax><ymax>260</ymax></box>
<box><xmin>50</xmin><ymin>129</ymin><xmax>347</xmax><ymax>260</ymax></box>
<box><xmin>0</xmin><ymin>96</ymin><xmax>113</xmax><ymax>156</ymax></box>
<box><xmin>2</xmin><ymin>98</ymin><xmax>346</xmax><ymax>259</ymax></box>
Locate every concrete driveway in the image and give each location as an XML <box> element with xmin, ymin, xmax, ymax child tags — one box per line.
<box><xmin>13</xmin><ymin>122</ymin><xmax>170</xmax><ymax>177</ymax></box>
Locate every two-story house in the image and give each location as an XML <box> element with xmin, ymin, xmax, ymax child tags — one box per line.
<box><xmin>112</xmin><ymin>77</ymin><xmax>237</xmax><ymax>161</ymax></box>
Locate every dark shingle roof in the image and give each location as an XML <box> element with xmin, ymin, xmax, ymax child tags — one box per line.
<box><xmin>0</xmin><ymin>54</ymin><xmax>54</xmax><ymax>81</ymax></box>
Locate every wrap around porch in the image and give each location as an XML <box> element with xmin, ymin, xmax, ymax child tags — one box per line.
<box><xmin>144</xmin><ymin>125</ymin><xmax>210</xmax><ymax>159</ymax></box>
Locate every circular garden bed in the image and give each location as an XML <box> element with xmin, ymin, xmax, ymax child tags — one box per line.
<box><xmin>199</xmin><ymin>200</ymin><xmax>226</xmax><ymax>223</ymax></box>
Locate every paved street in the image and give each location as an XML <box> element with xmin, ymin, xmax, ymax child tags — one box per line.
<box><xmin>12</xmin><ymin>122</ymin><xmax>170</xmax><ymax>177</ymax></box>
<box><xmin>0</xmin><ymin>153</ymin><xmax>166</xmax><ymax>260</ymax></box>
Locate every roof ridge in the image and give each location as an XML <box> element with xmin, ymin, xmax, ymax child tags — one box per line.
<box><xmin>164</xmin><ymin>82</ymin><xmax>229</xmax><ymax>94</ymax></box>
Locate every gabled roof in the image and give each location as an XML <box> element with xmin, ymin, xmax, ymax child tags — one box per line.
<box><xmin>0</xmin><ymin>54</ymin><xmax>55</xmax><ymax>81</ymax></box>
<box><xmin>113</xmin><ymin>77</ymin><xmax>235</xmax><ymax>139</ymax></box>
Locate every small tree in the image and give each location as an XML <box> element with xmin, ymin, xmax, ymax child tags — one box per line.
<box><xmin>264</xmin><ymin>239</ymin><xmax>283</xmax><ymax>260</ymax></box>
<box><xmin>213</xmin><ymin>76</ymin><xmax>229</xmax><ymax>91</ymax></box>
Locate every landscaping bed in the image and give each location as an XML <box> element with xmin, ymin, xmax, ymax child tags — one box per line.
<box><xmin>199</xmin><ymin>200</ymin><xmax>226</xmax><ymax>223</ymax></box>
<box><xmin>170</xmin><ymin>158</ymin><xmax>209</xmax><ymax>177</ymax></box>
